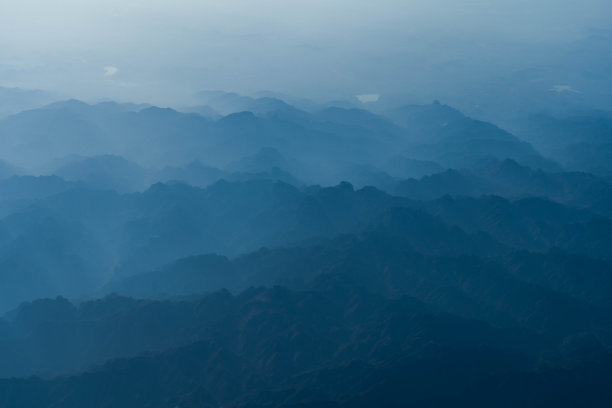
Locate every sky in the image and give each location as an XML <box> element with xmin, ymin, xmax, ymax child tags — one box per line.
<box><xmin>0</xmin><ymin>0</ymin><xmax>611</xmax><ymax>105</ymax></box>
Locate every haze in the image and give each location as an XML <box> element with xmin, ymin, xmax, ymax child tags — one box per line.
<box><xmin>1</xmin><ymin>0</ymin><xmax>611</xmax><ymax>106</ymax></box>
<box><xmin>2</xmin><ymin>1</ymin><xmax>612</xmax><ymax>405</ymax></box>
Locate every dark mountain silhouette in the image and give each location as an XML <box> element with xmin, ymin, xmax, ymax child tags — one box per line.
<box><xmin>0</xmin><ymin>277</ymin><xmax>610</xmax><ymax>407</ymax></box>
<box><xmin>107</xmin><ymin>214</ymin><xmax>608</xmax><ymax>334</ymax></box>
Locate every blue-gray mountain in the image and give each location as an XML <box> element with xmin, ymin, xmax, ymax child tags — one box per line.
<box><xmin>0</xmin><ymin>93</ymin><xmax>611</xmax><ymax>407</ymax></box>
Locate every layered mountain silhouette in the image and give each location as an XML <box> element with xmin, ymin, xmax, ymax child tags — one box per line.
<box><xmin>0</xmin><ymin>92</ymin><xmax>611</xmax><ymax>406</ymax></box>
<box><xmin>0</xmin><ymin>98</ymin><xmax>560</xmax><ymax>181</ymax></box>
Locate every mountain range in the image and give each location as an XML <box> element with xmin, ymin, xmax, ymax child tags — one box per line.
<box><xmin>0</xmin><ymin>91</ymin><xmax>610</xmax><ymax>406</ymax></box>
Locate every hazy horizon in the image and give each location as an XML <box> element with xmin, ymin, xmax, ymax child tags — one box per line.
<box><xmin>2</xmin><ymin>0</ymin><xmax>611</xmax><ymax>107</ymax></box>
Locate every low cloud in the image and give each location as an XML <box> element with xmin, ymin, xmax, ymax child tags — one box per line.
<box><xmin>103</xmin><ymin>66</ymin><xmax>118</xmax><ymax>77</ymax></box>
<box><xmin>356</xmin><ymin>94</ymin><xmax>380</xmax><ymax>103</ymax></box>
<box><xmin>549</xmin><ymin>85</ymin><xmax>580</xmax><ymax>94</ymax></box>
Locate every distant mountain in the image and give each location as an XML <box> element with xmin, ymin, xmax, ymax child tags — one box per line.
<box><xmin>0</xmin><ymin>86</ymin><xmax>58</xmax><ymax>118</ymax></box>
<box><xmin>386</xmin><ymin>101</ymin><xmax>550</xmax><ymax>169</ymax></box>
<box><xmin>0</xmin><ymin>180</ymin><xmax>388</xmax><ymax>311</ymax></box>
<box><xmin>0</xmin><ymin>98</ymin><xmax>551</xmax><ymax>187</ymax></box>
<box><xmin>394</xmin><ymin>169</ymin><xmax>488</xmax><ymax>200</ymax></box>
<box><xmin>393</xmin><ymin>159</ymin><xmax>612</xmax><ymax>216</ymax></box>
<box><xmin>51</xmin><ymin>154</ymin><xmax>149</xmax><ymax>192</ymax></box>
<box><xmin>191</xmin><ymin>91</ymin><xmax>304</xmax><ymax>117</ymax></box>
<box><xmin>226</xmin><ymin>147</ymin><xmax>291</xmax><ymax>173</ymax></box>
<box><xmin>380</xmin><ymin>155</ymin><xmax>444</xmax><ymax>179</ymax></box>
<box><xmin>191</xmin><ymin>90</ymin><xmax>257</xmax><ymax>115</ymax></box>
<box><xmin>43</xmin><ymin>99</ymin><xmax>150</xmax><ymax>115</ymax></box>
<box><xmin>0</xmin><ymin>175</ymin><xmax>80</xmax><ymax>202</ymax></box>
<box><xmin>0</xmin><ymin>177</ymin><xmax>608</xmax><ymax>314</ymax></box>
<box><xmin>510</xmin><ymin>112</ymin><xmax>612</xmax><ymax>175</ymax></box>
<box><xmin>0</xmin><ymin>101</ymin><xmax>109</xmax><ymax>169</ymax></box>
<box><xmin>328</xmin><ymin>163</ymin><xmax>397</xmax><ymax>191</ymax></box>
<box><xmin>0</xmin><ymin>205</ymin><xmax>110</xmax><ymax>312</ymax></box>
<box><xmin>419</xmin><ymin>195</ymin><xmax>612</xmax><ymax>259</ymax></box>
<box><xmin>0</xmin><ymin>160</ymin><xmax>23</xmax><ymax>180</ymax></box>
<box><xmin>155</xmin><ymin>161</ymin><xmax>227</xmax><ymax>188</ymax></box>
<box><xmin>155</xmin><ymin>160</ymin><xmax>302</xmax><ymax>189</ymax></box>
<box><xmin>176</xmin><ymin>104</ymin><xmax>222</xmax><ymax>120</ymax></box>
<box><xmin>225</xmin><ymin>166</ymin><xmax>303</xmax><ymax>186</ymax></box>
<box><xmin>315</xmin><ymin>106</ymin><xmax>401</xmax><ymax>134</ymax></box>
